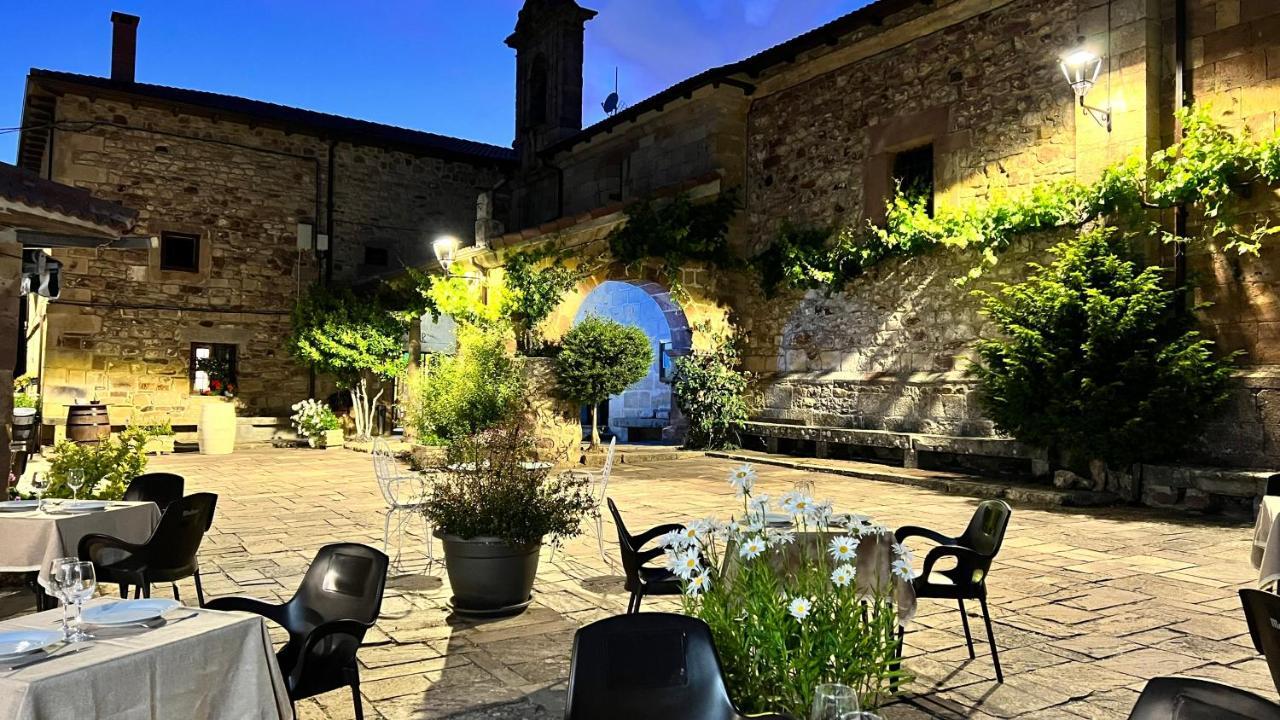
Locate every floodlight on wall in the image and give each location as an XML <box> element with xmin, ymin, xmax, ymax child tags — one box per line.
<box><xmin>433</xmin><ymin>235</ymin><xmax>459</xmax><ymax>271</ymax></box>
<box><xmin>1060</xmin><ymin>38</ymin><xmax>1112</xmax><ymax>132</ymax></box>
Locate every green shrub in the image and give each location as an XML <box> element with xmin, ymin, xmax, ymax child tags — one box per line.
<box><xmin>44</xmin><ymin>426</ymin><xmax>151</xmax><ymax>500</ymax></box>
<box><xmin>502</xmin><ymin>248</ymin><xmax>579</xmax><ymax>355</ymax></box>
<box><xmin>672</xmin><ymin>328</ymin><xmax>752</xmax><ymax>449</ymax></box>
<box><xmin>607</xmin><ymin>190</ymin><xmax>740</xmax><ymax>284</ymax></box>
<box><xmin>405</xmin><ymin>326</ymin><xmax>525</xmax><ymax>444</ymax></box>
<box><xmin>554</xmin><ymin>316</ymin><xmax>652</xmax><ymax>447</ymax></box>
<box><xmin>420</xmin><ymin>423</ymin><xmax>595</xmax><ymax>546</ymax></box>
<box><xmin>12</xmin><ymin>393</ymin><xmax>37</xmax><ymax>410</ymax></box>
<box><xmin>971</xmin><ymin>227</ymin><xmax>1235</xmax><ymax>466</ymax></box>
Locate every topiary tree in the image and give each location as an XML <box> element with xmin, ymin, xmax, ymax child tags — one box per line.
<box><xmin>290</xmin><ymin>283</ymin><xmax>408</xmax><ymax>440</ymax></box>
<box><xmin>971</xmin><ymin>226</ymin><xmax>1235</xmax><ymax>468</ymax></box>
<box><xmin>554</xmin><ymin>316</ymin><xmax>652</xmax><ymax>448</ymax></box>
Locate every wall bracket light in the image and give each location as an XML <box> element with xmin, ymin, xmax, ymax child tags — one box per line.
<box><xmin>1059</xmin><ymin>41</ymin><xmax>1112</xmax><ymax>132</ymax></box>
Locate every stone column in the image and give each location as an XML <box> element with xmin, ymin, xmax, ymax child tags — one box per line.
<box><xmin>0</xmin><ymin>235</ymin><xmax>22</xmax><ymax>482</ymax></box>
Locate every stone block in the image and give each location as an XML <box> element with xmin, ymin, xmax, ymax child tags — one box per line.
<box><xmin>1143</xmin><ymin>484</ymin><xmax>1183</xmax><ymax>507</ymax></box>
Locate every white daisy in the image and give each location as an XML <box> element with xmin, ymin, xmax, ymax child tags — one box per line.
<box><xmin>738</xmin><ymin>536</ymin><xmax>767</xmax><ymax>560</ymax></box>
<box><xmin>686</xmin><ymin>570</ymin><xmax>711</xmax><ymax>596</ymax></box>
<box><xmin>749</xmin><ymin>493</ymin><xmax>771</xmax><ymax>513</ymax></box>
<box><xmin>811</xmin><ymin>499</ymin><xmax>834</xmax><ymax>524</ymax></box>
<box><xmin>678</xmin><ymin>526</ymin><xmax>702</xmax><ymax>547</ymax></box>
<box><xmin>728</xmin><ymin>464</ymin><xmax>757</xmax><ymax>495</ymax></box>
<box><xmin>658</xmin><ymin>529</ymin><xmax>685</xmax><ymax>549</ymax></box>
<box><xmin>827</xmin><ymin>535</ymin><xmax>860</xmax><ymax>562</ymax></box>
<box><xmin>787</xmin><ymin>596</ymin><xmax>813</xmax><ymax>620</ymax></box>
<box><xmin>674</xmin><ymin>550</ymin><xmax>702</xmax><ymax>579</ymax></box>
<box><xmin>891</xmin><ymin>557</ymin><xmax>917</xmax><ymax>581</ymax></box>
<box><xmin>830</xmin><ymin>563</ymin><xmax>856</xmax><ymax>587</ymax></box>
<box><xmin>663</xmin><ymin>548</ymin><xmax>682</xmax><ymax>573</ymax></box>
<box><xmin>766</xmin><ymin>528</ymin><xmax>795</xmax><ymax>547</ymax></box>
<box><xmin>892</xmin><ymin>542</ymin><xmax>916</xmax><ymax>564</ymax></box>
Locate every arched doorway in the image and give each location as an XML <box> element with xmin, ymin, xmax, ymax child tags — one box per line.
<box><xmin>573</xmin><ymin>280</ymin><xmax>691</xmax><ymax>443</ymax></box>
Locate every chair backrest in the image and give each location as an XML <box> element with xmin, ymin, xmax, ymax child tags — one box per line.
<box><xmin>123</xmin><ymin>472</ymin><xmax>185</xmax><ymax>513</ymax></box>
<box><xmin>565</xmin><ymin>613</ymin><xmax>750</xmax><ymax>720</ymax></box>
<box><xmin>144</xmin><ymin>492</ymin><xmax>218</xmax><ymax>571</ymax></box>
<box><xmin>285</xmin><ymin>543</ymin><xmax>389</xmax><ymax>634</ymax></box>
<box><xmin>1240</xmin><ymin>589</ymin><xmax>1280</xmax><ymax>696</ymax></box>
<box><xmin>959</xmin><ymin>499</ymin><xmax>1012</xmax><ymax>558</ymax></box>
<box><xmin>607</xmin><ymin>498</ymin><xmax>645</xmax><ymax>584</ymax></box>
<box><xmin>1127</xmin><ymin>676</ymin><xmax>1280</xmax><ymax>719</ymax></box>
<box><xmin>370</xmin><ymin>438</ymin><xmax>412</xmax><ymax>507</ymax></box>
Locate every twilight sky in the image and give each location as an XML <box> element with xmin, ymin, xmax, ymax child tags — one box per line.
<box><xmin>0</xmin><ymin>0</ymin><xmax>872</xmax><ymax>162</ymax></box>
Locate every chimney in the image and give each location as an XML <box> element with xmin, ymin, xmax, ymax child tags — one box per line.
<box><xmin>110</xmin><ymin>12</ymin><xmax>139</xmax><ymax>82</ymax></box>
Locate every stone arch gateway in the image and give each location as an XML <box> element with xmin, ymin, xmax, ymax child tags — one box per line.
<box><xmin>572</xmin><ymin>279</ymin><xmax>691</xmax><ymax>443</ymax></box>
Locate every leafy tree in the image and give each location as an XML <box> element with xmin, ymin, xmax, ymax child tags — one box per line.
<box><xmin>554</xmin><ymin>316</ymin><xmax>652</xmax><ymax>448</ymax></box>
<box><xmin>404</xmin><ymin>325</ymin><xmax>525</xmax><ymax>443</ymax></box>
<box><xmin>970</xmin><ymin>227</ymin><xmax>1235</xmax><ymax>466</ymax></box>
<box><xmin>501</xmin><ymin>248</ymin><xmax>580</xmax><ymax>355</ymax></box>
<box><xmin>672</xmin><ymin>327</ymin><xmax>753</xmax><ymax>450</ymax></box>
<box><xmin>289</xmin><ymin>283</ymin><xmax>408</xmax><ymax>439</ymax></box>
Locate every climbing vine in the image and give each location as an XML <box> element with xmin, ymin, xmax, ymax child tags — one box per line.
<box><xmin>607</xmin><ymin>189</ymin><xmax>740</xmax><ymax>285</ymax></box>
<box><xmin>753</xmin><ymin>106</ymin><xmax>1280</xmax><ymax>295</ymax></box>
<box><xmin>501</xmin><ymin>246</ymin><xmax>581</xmax><ymax>355</ymax></box>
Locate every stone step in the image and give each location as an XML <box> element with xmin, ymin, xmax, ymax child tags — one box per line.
<box><xmin>580</xmin><ymin>444</ymin><xmax>702</xmax><ymax>466</ymax></box>
<box><xmin>707</xmin><ymin>449</ymin><xmax>1117</xmax><ymax>508</ymax></box>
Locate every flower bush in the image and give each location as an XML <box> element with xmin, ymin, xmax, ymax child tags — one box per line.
<box><xmin>662</xmin><ymin>464</ymin><xmax>911</xmax><ymax>715</ymax></box>
<box><xmin>43</xmin><ymin>426</ymin><xmax>151</xmax><ymax>500</ymax></box>
<box><xmin>420</xmin><ymin>423</ymin><xmax>595</xmax><ymax>546</ymax></box>
<box><xmin>290</xmin><ymin>399</ymin><xmax>341</xmax><ymax>441</ymax></box>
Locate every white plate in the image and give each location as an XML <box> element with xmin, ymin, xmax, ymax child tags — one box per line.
<box><xmin>81</xmin><ymin>599</ymin><xmax>182</xmax><ymax>627</ymax></box>
<box><xmin>0</xmin><ymin>500</ymin><xmax>41</xmax><ymax>512</ymax></box>
<box><xmin>0</xmin><ymin>630</ymin><xmax>62</xmax><ymax>660</ymax></box>
<box><xmin>61</xmin><ymin>501</ymin><xmax>108</xmax><ymax>512</ymax></box>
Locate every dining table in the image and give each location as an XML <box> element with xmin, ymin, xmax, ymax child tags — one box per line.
<box><xmin>0</xmin><ymin>598</ymin><xmax>293</xmax><ymax>719</ymax></box>
<box><xmin>0</xmin><ymin>500</ymin><xmax>161</xmax><ymax>595</ymax></box>
<box><xmin>1252</xmin><ymin>495</ymin><xmax>1280</xmax><ymax>589</ymax></box>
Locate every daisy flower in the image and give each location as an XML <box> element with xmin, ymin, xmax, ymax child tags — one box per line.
<box><xmin>678</xmin><ymin>526</ymin><xmax>702</xmax><ymax>547</ymax></box>
<box><xmin>891</xmin><ymin>557</ymin><xmax>917</xmax><ymax>581</ymax></box>
<box><xmin>738</xmin><ymin>536</ymin><xmax>767</xmax><ymax>560</ymax></box>
<box><xmin>766</xmin><ymin>528</ymin><xmax>795</xmax><ymax>547</ymax></box>
<box><xmin>892</xmin><ymin>542</ymin><xmax>915</xmax><ymax>565</ymax></box>
<box><xmin>827</xmin><ymin>535</ymin><xmax>860</xmax><ymax>562</ymax></box>
<box><xmin>686</xmin><ymin>571</ymin><xmax>711</xmax><ymax>596</ymax></box>
<box><xmin>674</xmin><ymin>550</ymin><xmax>702</xmax><ymax>579</ymax></box>
<box><xmin>728</xmin><ymin>464</ymin><xmax>757</xmax><ymax>495</ymax></box>
<box><xmin>787</xmin><ymin>596</ymin><xmax>813</xmax><ymax>621</ymax></box>
<box><xmin>830</xmin><ymin>564</ymin><xmax>856</xmax><ymax>588</ymax></box>
<box><xmin>748</xmin><ymin>493</ymin><xmax>771</xmax><ymax>513</ymax></box>
<box><xmin>658</xmin><ymin>529</ymin><xmax>685</xmax><ymax>549</ymax></box>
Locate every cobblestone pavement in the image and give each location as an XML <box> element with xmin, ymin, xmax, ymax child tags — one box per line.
<box><xmin>3</xmin><ymin>447</ymin><xmax>1270</xmax><ymax>719</ymax></box>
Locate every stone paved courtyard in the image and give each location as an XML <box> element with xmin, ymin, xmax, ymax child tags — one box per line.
<box><xmin>4</xmin><ymin>447</ymin><xmax>1273</xmax><ymax>719</ymax></box>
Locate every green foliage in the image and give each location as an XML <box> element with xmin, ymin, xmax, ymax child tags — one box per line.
<box><xmin>420</xmin><ymin>423</ymin><xmax>595</xmax><ymax>546</ymax></box>
<box><xmin>290</xmin><ymin>398</ymin><xmax>341</xmax><ymax>439</ymax></box>
<box><xmin>607</xmin><ymin>190</ymin><xmax>740</xmax><ymax>282</ymax></box>
<box><xmin>970</xmin><ymin>227</ymin><xmax>1235</xmax><ymax>466</ymax></box>
<box><xmin>44</xmin><ymin>426</ymin><xmax>151</xmax><ymax>500</ymax></box>
<box><xmin>290</xmin><ymin>283</ymin><xmax>408</xmax><ymax>385</ymax></box>
<box><xmin>755</xmin><ymin>105</ymin><xmax>1280</xmax><ymax>293</ymax></box>
<box><xmin>424</xmin><ymin>269</ymin><xmax>506</xmax><ymax>329</ymax></box>
<box><xmin>12</xmin><ymin>393</ymin><xmax>37</xmax><ymax>410</ymax></box>
<box><xmin>502</xmin><ymin>247</ymin><xmax>579</xmax><ymax>354</ymax></box>
<box><xmin>672</xmin><ymin>328</ymin><xmax>752</xmax><ymax>449</ymax></box>
<box><xmin>136</xmin><ymin>419</ymin><xmax>174</xmax><ymax>436</ymax></box>
<box><xmin>554</xmin><ymin>316</ymin><xmax>652</xmax><ymax>408</ymax></box>
<box><xmin>750</xmin><ymin>223</ymin><xmax>837</xmax><ymax>297</ymax></box>
<box><xmin>404</xmin><ymin>325</ymin><xmax>525</xmax><ymax>444</ymax></box>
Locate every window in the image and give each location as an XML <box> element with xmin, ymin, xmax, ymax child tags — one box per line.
<box><xmin>892</xmin><ymin>144</ymin><xmax>935</xmax><ymax>216</ymax></box>
<box><xmin>363</xmin><ymin>246</ymin><xmax>389</xmax><ymax>267</ymax></box>
<box><xmin>528</xmin><ymin>55</ymin><xmax>549</xmax><ymax>126</ymax></box>
<box><xmin>160</xmin><ymin>231</ymin><xmax>200</xmax><ymax>273</ymax></box>
<box><xmin>190</xmin><ymin>343</ymin><xmax>237</xmax><ymax>395</ymax></box>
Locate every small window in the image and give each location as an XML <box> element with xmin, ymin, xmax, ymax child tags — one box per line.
<box><xmin>363</xmin><ymin>246</ymin><xmax>389</xmax><ymax>267</ymax></box>
<box><xmin>190</xmin><ymin>342</ymin><xmax>237</xmax><ymax>395</ymax></box>
<box><xmin>892</xmin><ymin>144</ymin><xmax>935</xmax><ymax>216</ymax></box>
<box><xmin>160</xmin><ymin>231</ymin><xmax>200</xmax><ymax>273</ymax></box>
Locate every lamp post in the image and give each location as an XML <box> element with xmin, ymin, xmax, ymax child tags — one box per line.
<box><xmin>432</xmin><ymin>235</ymin><xmax>459</xmax><ymax>273</ymax></box>
<box><xmin>1059</xmin><ymin>39</ymin><xmax>1112</xmax><ymax>132</ymax></box>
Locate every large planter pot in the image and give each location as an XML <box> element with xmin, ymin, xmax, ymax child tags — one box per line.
<box><xmin>439</xmin><ymin>533</ymin><xmax>541</xmax><ymax>616</ymax></box>
<box><xmin>308</xmin><ymin>428</ymin><xmax>345</xmax><ymax>450</ymax></box>
<box><xmin>198</xmin><ymin>402</ymin><xmax>237</xmax><ymax>455</ymax></box>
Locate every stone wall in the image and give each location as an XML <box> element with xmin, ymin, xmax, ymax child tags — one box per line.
<box><xmin>0</xmin><ymin>239</ymin><xmax>20</xmax><ymax>477</ymax></box>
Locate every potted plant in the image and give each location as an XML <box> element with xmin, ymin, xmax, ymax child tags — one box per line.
<box><xmin>290</xmin><ymin>399</ymin><xmax>343</xmax><ymax>449</ymax></box>
<box><xmin>139</xmin><ymin>419</ymin><xmax>176</xmax><ymax>455</ymax></box>
<box><xmin>11</xmin><ymin>375</ymin><xmax>38</xmax><ymax>449</ymax></box>
<box><xmin>422</xmin><ymin>423</ymin><xmax>595</xmax><ymax>615</ymax></box>
<box><xmin>43</xmin><ymin>426</ymin><xmax>151</xmax><ymax>500</ymax></box>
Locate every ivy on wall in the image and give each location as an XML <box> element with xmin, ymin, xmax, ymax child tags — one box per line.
<box><xmin>606</xmin><ymin>189</ymin><xmax>741</xmax><ymax>283</ymax></box>
<box><xmin>501</xmin><ymin>246</ymin><xmax>581</xmax><ymax>355</ymax></box>
<box><xmin>752</xmin><ymin>106</ymin><xmax>1280</xmax><ymax>296</ymax></box>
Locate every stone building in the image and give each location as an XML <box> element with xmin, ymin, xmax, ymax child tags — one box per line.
<box><xmin>13</xmin><ymin>13</ymin><xmax>512</xmax><ymax>435</ymax></box>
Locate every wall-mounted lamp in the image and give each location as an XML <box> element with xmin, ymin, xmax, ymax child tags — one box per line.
<box><xmin>1060</xmin><ymin>39</ymin><xmax>1112</xmax><ymax>132</ymax></box>
<box><xmin>432</xmin><ymin>235</ymin><xmax>460</xmax><ymax>272</ymax></box>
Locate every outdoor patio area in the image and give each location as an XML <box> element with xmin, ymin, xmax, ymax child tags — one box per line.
<box><xmin>2</xmin><ymin>447</ymin><xmax>1265</xmax><ymax>720</ymax></box>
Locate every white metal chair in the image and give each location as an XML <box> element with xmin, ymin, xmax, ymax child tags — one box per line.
<box><xmin>565</xmin><ymin>437</ymin><xmax>618</xmax><ymax>569</ymax></box>
<box><xmin>371</xmin><ymin>438</ymin><xmax>433</xmax><ymax>574</ymax></box>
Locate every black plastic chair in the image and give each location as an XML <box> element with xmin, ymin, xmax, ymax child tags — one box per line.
<box><xmin>607</xmin><ymin>498</ymin><xmax>683</xmax><ymax>613</ymax></box>
<box><xmin>123</xmin><ymin>472</ymin><xmax>185</xmax><ymax>514</ymax></box>
<box><xmin>205</xmin><ymin>543</ymin><xmax>388</xmax><ymax>720</ymax></box>
<box><xmin>894</xmin><ymin>499</ymin><xmax>1012</xmax><ymax>683</ymax></box>
<box><xmin>566</xmin><ymin>612</ymin><xmax>795</xmax><ymax>720</ymax></box>
<box><xmin>1127</xmin><ymin>676</ymin><xmax>1280</xmax><ymax>719</ymax></box>
<box><xmin>78</xmin><ymin>492</ymin><xmax>217</xmax><ymax>605</ymax></box>
<box><xmin>1240</xmin><ymin>589</ymin><xmax>1280</xmax><ymax>696</ymax></box>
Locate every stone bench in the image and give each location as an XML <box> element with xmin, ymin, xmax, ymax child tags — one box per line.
<box><xmin>741</xmin><ymin>420</ymin><xmax>1050</xmax><ymax>477</ymax></box>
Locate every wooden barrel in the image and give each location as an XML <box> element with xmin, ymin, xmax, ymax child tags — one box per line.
<box><xmin>66</xmin><ymin>403</ymin><xmax>111</xmax><ymax>444</ymax></box>
<box><xmin>198</xmin><ymin>401</ymin><xmax>237</xmax><ymax>455</ymax></box>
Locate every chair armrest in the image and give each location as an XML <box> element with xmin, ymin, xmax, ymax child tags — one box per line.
<box><xmin>77</xmin><ymin>533</ymin><xmax>145</xmax><ymax>563</ymax></box>
<box><xmin>894</xmin><ymin>525</ymin><xmax>954</xmax><ymax>545</ymax></box>
<box><xmin>920</xmin><ymin>544</ymin><xmax>985</xmax><ymax>582</ymax></box>
<box><xmin>204</xmin><ymin>596</ymin><xmax>289</xmax><ymax>625</ymax></box>
<box><xmin>633</xmin><ymin>523</ymin><xmax>686</xmax><ymax>548</ymax></box>
<box><xmin>637</xmin><ymin>546</ymin><xmax>667</xmax><ymax>564</ymax></box>
<box><xmin>290</xmin><ymin>618</ymin><xmax>374</xmax><ymax>690</ymax></box>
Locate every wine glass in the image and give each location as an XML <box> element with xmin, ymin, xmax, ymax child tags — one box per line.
<box><xmin>66</xmin><ymin>470</ymin><xmax>85</xmax><ymax>501</ymax></box>
<box><xmin>811</xmin><ymin>683</ymin><xmax>859</xmax><ymax>720</ymax></box>
<box><xmin>30</xmin><ymin>473</ymin><xmax>48</xmax><ymax>512</ymax></box>
<box><xmin>60</xmin><ymin>560</ymin><xmax>96</xmax><ymax>642</ymax></box>
<box><xmin>47</xmin><ymin>556</ymin><xmax>79</xmax><ymax>640</ymax></box>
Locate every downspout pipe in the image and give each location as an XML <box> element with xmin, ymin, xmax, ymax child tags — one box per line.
<box><xmin>1173</xmin><ymin>0</ymin><xmax>1190</xmax><ymax>310</ymax></box>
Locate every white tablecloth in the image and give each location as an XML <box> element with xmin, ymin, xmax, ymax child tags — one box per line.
<box><xmin>0</xmin><ymin>599</ymin><xmax>293</xmax><ymax>720</ymax></box>
<box><xmin>1252</xmin><ymin>497</ymin><xmax>1280</xmax><ymax>588</ymax></box>
<box><xmin>0</xmin><ymin>502</ymin><xmax>161</xmax><ymax>592</ymax></box>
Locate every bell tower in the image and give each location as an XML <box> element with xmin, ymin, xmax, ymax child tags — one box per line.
<box><xmin>507</xmin><ymin>0</ymin><xmax>597</xmax><ymax>168</ymax></box>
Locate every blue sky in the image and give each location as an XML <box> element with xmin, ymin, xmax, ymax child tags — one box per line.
<box><xmin>1</xmin><ymin>0</ymin><xmax>871</xmax><ymax>162</ymax></box>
